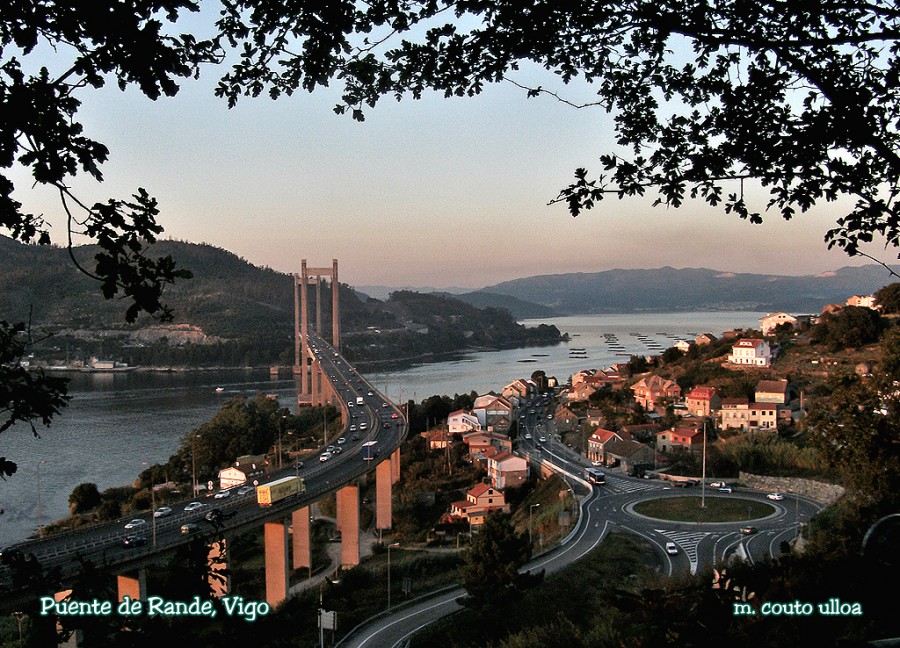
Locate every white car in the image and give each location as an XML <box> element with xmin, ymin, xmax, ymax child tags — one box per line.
<box><xmin>124</xmin><ymin>518</ymin><xmax>147</xmax><ymax>530</ymax></box>
<box><xmin>767</xmin><ymin>492</ymin><xmax>785</xmax><ymax>501</ymax></box>
<box><xmin>153</xmin><ymin>506</ymin><xmax>172</xmax><ymax>518</ymax></box>
<box><xmin>337</xmin><ymin>437</ymin><xmax>346</xmax><ymax>445</ymax></box>
<box><xmin>319</xmin><ymin>452</ymin><xmax>331</xmax><ymax>462</ymax></box>
<box><xmin>184</xmin><ymin>501</ymin><xmax>204</xmax><ymax>512</ymax></box>
<box><xmin>591</xmin><ymin>460</ymin><xmax>603</xmax><ymax>467</ymax></box>
<box><xmin>539</xmin><ymin>436</ymin><xmax>547</xmax><ymax>443</ymax></box>
<box><xmin>709</xmin><ymin>481</ymin><xmax>726</xmax><ymax>488</ymax></box>
<box><xmin>666</xmin><ymin>542</ymin><xmax>678</xmax><ymax>555</ymax></box>
<box><xmin>214</xmin><ymin>490</ymin><xmax>231</xmax><ymax>499</ymax></box>
<box><xmin>524</xmin><ymin>433</ymin><xmax>532</xmax><ymax>440</ymax></box>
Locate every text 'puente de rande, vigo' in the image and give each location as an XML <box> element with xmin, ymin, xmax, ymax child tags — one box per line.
<box><xmin>0</xmin><ymin>258</ymin><xmax>408</xmax><ymax>614</ymax></box>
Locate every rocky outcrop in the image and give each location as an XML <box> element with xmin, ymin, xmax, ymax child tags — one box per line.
<box><xmin>739</xmin><ymin>472</ymin><xmax>845</xmax><ymax>505</ymax></box>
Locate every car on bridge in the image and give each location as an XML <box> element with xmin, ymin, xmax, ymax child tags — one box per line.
<box><xmin>319</xmin><ymin>452</ymin><xmax>331</xmax><ymax>462</ymax></box>
<box><xmin>181</xmin><ymin>523</ymin><xmax>200</xmax><ymax>535</ymax></box>
<box><xmin>337</xmin><ymin>437</ymin><xmax>346</xmax><ymax>444</ymax></box>
<box><xmin>709</xmin><ymin>481</ymin><xmax>726</xmax><ymax>488</ymax></box>
<box><xmin>124</xmin><ymin>519</ymin><xmax>147</xmax><ymax>530</ymax></box>
<box><xmin>184</xmin><ymin>502</ymin><xmax>204</xmax><ymax>512</ymax></box>
<box><xmin>153</xmin><ymin>506</ymin><xmax>172</xmax><ymax>518</ymax></box>
<box><xmin>214</xmin><ymin>490</ymin><xmax>231</xmax><ymax>499</ymax></box>
<box><xmin>122</xmin><ymin>535</ymin><xmax>147</xmax><ymax>548</ymax></box>
<box><xmin>237</xmin><ymin>485</ymin><xmax>255</xmax><ymax>496</ymax></box>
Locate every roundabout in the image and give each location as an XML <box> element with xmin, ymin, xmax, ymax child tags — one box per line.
<box><xmin>631</xmin><ymin>495</ymin><xmax>777</xmax><ymax>523</ymax></box>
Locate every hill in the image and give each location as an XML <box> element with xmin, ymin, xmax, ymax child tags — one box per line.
<box><xmin>0</xmin><ymin>237</ymin><xmax>561</xmax><ymax>367</ymax></box>
<box><xmin>481</xmin><ymin>265</ymin><xmax>900</xmax><ymax>314</ymax></box>
<box><xmin>453</xmin><ymin>291</ymin><xmax>558</xmax><ymax>319</ymax></box>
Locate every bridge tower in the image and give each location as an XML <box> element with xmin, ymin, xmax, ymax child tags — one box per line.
<box><xmin>294</xmin><ymin>259</ymin><xmax>341</xmax><ymax>406</ymax></box>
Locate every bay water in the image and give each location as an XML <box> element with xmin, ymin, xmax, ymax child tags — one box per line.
<box><xmin>0</xmin><ymin>311</ymin><xmax>764</xmax><ymax>545</ymax></box>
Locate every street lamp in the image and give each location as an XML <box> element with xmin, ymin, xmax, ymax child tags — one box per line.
<box><xmin>191</xmin><ymin>434</ymin><xmax>199</xmax><ymax>497</ymax></box>
<box><xmin>36</xmin><ymin>459</ymin><xmax>46</xmax><ymax>538</ymax></box>
<box><xmin>386</xmin><ymin>542</ymin><xmax>400</xmax><ymax>609</ymax></box>
<box><xmin>529</xmin><ymin>503</ymin><xmax>541</xmax><ymax>545</ymax></box>
<box><xmin>143</xmin><ymin>461</ymin><xmax>158</xmax><ymax>548</ymax></box>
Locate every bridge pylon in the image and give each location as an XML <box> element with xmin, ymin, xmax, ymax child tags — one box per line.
<box><xmin>294</xmin><ymin>259</ymin><xmax>341</xmax><ymax>407</ymax></box>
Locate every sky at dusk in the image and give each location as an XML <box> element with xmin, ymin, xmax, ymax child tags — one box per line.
<box><xmin>8</xmin><ymin>20</ymin><xmax>884</xmax><ymax>291</ymax></box>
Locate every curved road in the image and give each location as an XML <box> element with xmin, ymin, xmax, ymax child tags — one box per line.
<box><xmin>340</xmin><ymin>396</ymin><xmax>823</xmax><ymax>648</ymax></box>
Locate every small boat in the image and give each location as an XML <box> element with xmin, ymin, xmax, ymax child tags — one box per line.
<box><xmin>215</xmin><ymin>387</ymin><xmax>225</xmax><ymax>393</ymax></box>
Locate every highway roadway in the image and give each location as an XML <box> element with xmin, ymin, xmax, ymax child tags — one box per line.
<box><xmin>0</xmin><ymin>332</ymin><xmax>407</xmax><ymax>612</ymax></box>
<box><xmin>339</xmin><ymin>394</ymin><xmax>824</xmax><ymax>648</ymax></box>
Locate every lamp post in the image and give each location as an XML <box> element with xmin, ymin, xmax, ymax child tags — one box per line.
<box><xmin>529</xmin><ymin>503</ymin><xmax>541</xmax><ymax>545</ymax></box>
<box><xmin>191</xmin><ymin>434</ymin><xmax>199</xmax><ymax>497</ymax></box>
<box><xmin>278</xmin><ymin>415</ymin><xmax>286</xmax><ymax>470</ymax></box>
<box><xmin>143</xmin><ymin>461</ymin><xmax>158</xmax><ymax>548</ymax></box>
<box><xmin>36</xmin><ymin>459</ymin><xmax>46</xmax><ymax>538</ymax></box>
<box><xmin>386</xmin><ymin>542</ymin><xmax>400</xmax><ymax>609</ymax></box>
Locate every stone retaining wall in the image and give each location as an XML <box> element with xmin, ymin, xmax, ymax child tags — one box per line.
<box><xmin>739</xmin><ymin>472</ymin><xmax>845</xmax><ymax>505</ymax></box>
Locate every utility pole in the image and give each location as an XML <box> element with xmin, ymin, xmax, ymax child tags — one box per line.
<box><xmin>36</xmin><ymin>460</ymin><xmax>45</xmax><ymax>538</ymax></box>
<box><xmin>700</xmin><ymin>421</ymin><xmax>707</xmax><ymax>509</ymax></box>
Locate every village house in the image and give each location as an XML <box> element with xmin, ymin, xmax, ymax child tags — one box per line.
<box><xmin>587</xmin><ymin>428</ymin><xmax>632</xmax><ymax>463</ymax></box>
<box><xmin>685</xmin><ymin>385</ymin><xmax>722</xmax><ymax>417</ymax></box>
<box><xmin>603</xmin><ymin>438</ymin><xmax>656</xmax><ymax>472</ymax></box>
<box><xmin>554</xmin><ymin>406</ymin><xmax>581</xmax><ymax>433</ymax></box>
<box><xmin>487</xmin><ymin>452</ymin><xmax>529</xmax><ymax>489</ymax></box>
<box><xmin>846</xmin><ymin>294</ymin><xmax>878</xmax><ymax>309</ymax></box>
<box><xmin>727</xmin><ymin>338</ymin><xmax>772</xmax><ymax>367</ymax></box>
<box><xmin>630</xmin><ymin>375</ymin><xmax>682</xmax><ymax>410</ymax></box>
<box><xmin>759</xmin><ymin>312</ymin><xmax>798</xmax><ymax>336</ymax></box>
<box><xmin>447</xmin><ymin>483</ymin><xmax>510</xmax><ymax>526</ymax></box>
<box><xmin>719</xmin><ymin>398</ymin><xmax>779</xmax><ymax>431</ymax></box>
<box><xmin>472</xmin><ymin>394</ymin><xmax>513</xmax><ymax>430</ymax></box>
<box><xmin>501</xmin><ymin>379</ymin><xmax>536</xmax><ymax>407</ymax></box>
<box><xmin>695</xmin><ymin>333</ymin><xmax>718</xmax><ymax>346</ymax></box>
<box><xmin>656</xmin><ymin>427</ymin><xmax>704</xmax><ymax>455</ymax></box>
<box><xmin>564</xmin><ymin>381</ymin><xmax>602</xmax><ymax>404</ymax></box>
<box><xmin>620</xmin><ymin>423</ymin><xmax>664</xmax><ymax>443</ymax></box>
<box><xmin>421</xmin><ymin>429</ymin><xmax>451</xmax><ymax>450</ymax></box>
<box><xmin>448</xmin><ymin>410</ymin><xmax>482</xmax><ymax>435</ymax></box>
<box><xmin>218</xmin><ymin>454</ymin><xmax>268</xmax><ymax>489</ymax></box>
<box><xmin>464</xmin><ymin>431</ymin><xmax>513</xmax><ymax>461</ymax></box>
<box><xmin>674</xmin><ymin>340</ymin><xmax>692</xmax><ymax>353</ymax></box>
<box><xmin>755</xmin><ymin>379</ymin><xmax>789</xmax><ymax>404</ymax></box>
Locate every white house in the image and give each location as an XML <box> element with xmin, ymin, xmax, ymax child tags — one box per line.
<box><xmin>759</xmin><ymin>312</ymin><xmax>798</xmax><ymax>336</ymax></box>
<box><xmin>448</xmin><ymin>410</ymin><xmax>482</xmax><ymax>435</ymax></box>
<box><xmin>728</xmin><ymin>338</ymin><xmax>772</xmax><ymax>366</ymax></box>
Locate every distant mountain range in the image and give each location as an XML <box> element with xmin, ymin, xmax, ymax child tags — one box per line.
<box><xmin>476</xmin><ymin>266</ymin><xmax>900</xmax><ymax>315</ymax></box>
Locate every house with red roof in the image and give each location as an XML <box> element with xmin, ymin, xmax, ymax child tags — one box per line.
<box><xmin>720</xmin><ymin>399</ymin><xmax>778</xmax><ymax>431</ymax></box>
<box><xmin>630</xmin><ymin>375</ymin><xmax>682</xmax><ymax>409</ymax></box>
<box><xmin>685</xmin><ymin>385</ymin><xmax>722</xmax><ymax>417</ymax></box>
<box><xmin>447</xmin><ymin>483</ymin><xmax>510</xmax><ymax>526</ymax></box>
<box><xmin>587</xmin><ymin>428</ymin><xmax>632</xmax><ymax>463</ymax></box>
<box><xmin>727</xmin><ymin>338</ymin><xmax>771</xmax><ymax>367</ymax></box>
<box><xmin>656</xmin><ymin>426</ymin><xmax>704</xmax><ymax>455</ymax></box>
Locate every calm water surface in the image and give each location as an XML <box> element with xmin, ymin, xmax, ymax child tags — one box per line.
<box><xmin>0</xmin><ymin>311</ymin><xmax>764</xmax><ymax>545</ymax></box>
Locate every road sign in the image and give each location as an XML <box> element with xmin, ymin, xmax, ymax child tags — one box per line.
<box><xmin>319</xmin><ymin>609</ymin><xmax>336</xmax><ymax>630</ymax></box>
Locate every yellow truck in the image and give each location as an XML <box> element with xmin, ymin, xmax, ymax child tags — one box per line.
<box><xmin>256</xmin><ymin>476</ymin><xmax>305</xmax><ymax>506</ymax></box>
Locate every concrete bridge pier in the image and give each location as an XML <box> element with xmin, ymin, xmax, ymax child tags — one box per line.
<box><xmin>116</xmin><ymin>570</ymin><xmax>147</xmax><ymax>602</ymax></box>
<box><xmin>376</xmin><ymin>459</ymin><xmax>392</xmax><ymax>530</ymax></box>
<box><xmin>336</xmin><ymin>485</ymin><xmax>360</xmax><ymax>567</ymax></box>
<box><xmin>391</xmin><ymin>448</ymin><xmax>401</xmax><ymax>484</ymax></box>
<box><xmin>292</xmin><ymin>506</ymin><xmax>312</xmax><ymax>576</ymax></box>
<box><xmin>208</xmin><ymin>537</ymin><xmax>230</xmax><ymax>597</ymax></box>
<box><xmin>264</xmin><ymin>521</ymin><xmax>290</xmax><ymax>607</ymax></box>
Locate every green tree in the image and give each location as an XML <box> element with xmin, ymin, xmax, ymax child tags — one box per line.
<box><xmin>813</xmin><ymin>306</ymin><xmax>883</xmax><ymax>351</ymax></box>
<box><xmin>68</xmin><ymin>483</ymin><xmax>102</xmax><ymax>515</ymax></box>
<box><xmin>460</xmin><ymin>512</ymin><xmax>533</xmax><ymax>608</ymax></box>
<box><xmin>875</xmin><ymin>283</ymin><xmax>900</xmax><ymax>314</ymax></box>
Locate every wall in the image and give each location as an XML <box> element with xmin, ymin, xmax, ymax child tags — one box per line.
<box><xmin>739</xmin><ymin>472</ymin><xmax>845</xmax><ymax>505</ymax></box>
